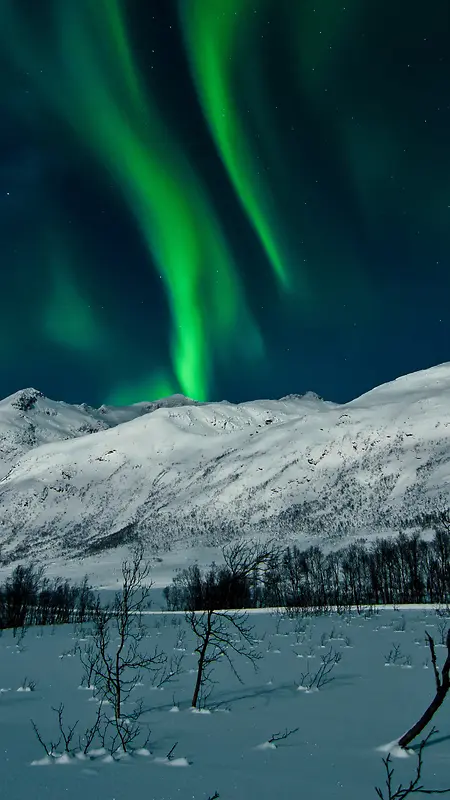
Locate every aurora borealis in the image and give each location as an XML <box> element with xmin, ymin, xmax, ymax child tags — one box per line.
<box><xmin>1</xmin><ymin>1</ymin><xmax>449</xmax><ymax>406</ymax></box>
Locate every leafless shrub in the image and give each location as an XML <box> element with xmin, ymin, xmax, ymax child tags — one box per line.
<box><xmin>293</xmin><ymin>619</ymin><xmax>308</xmax><ymax>636</ymax></box>
<box><xmin>298</xmin><ymin>647</ymin><xmax>342</xmax><ymax>690</ymax></box>
<box><xmin>174</xmin><ymin>628</ymin><xmax>187</xmax><ymax>651</ymax></box>
<box><xmin>306</xmin><ymin>643</ymin><xmax>316</xmax><ymax>658</ymax></box>
<box><xmin>59</xmin><ymin>643</ymin><xmax>79</xmax><ymax>660</ymax></box>
<box><xmin>272</xmin><ymin>611</ymin><xmax>284</xmax><ymax>635</ymax></box>
<box><xmin>15</xmin><ymin>627</ymin><xmax>27</xmax><ymax>652</ymax></box>
<box><xmin>268</xmin><ymin>727</ymin><xmax>299</xmax><ymax>746</ymax></box>
<box><xmin>385</xmin><ymin>644</ymin><xmax>405</xmax><ymax>666</ymax></box>
<box><xmin>435</xmin><ymin>618</ymin><xmax>448</xmax><ymax>646</ymax></box>
<box><xmin>31</xmin><ymin>703</ymin><xmax>78</xmax><ymax>757</ymax></box>
<box><xmin>20</xmin><ymin>676</ymin><xmax>36</xmax><ymax>691</ymax></box>
<box><xmin>363</xmin><ymin>606</ymin><xmax>379</xmax><ymax>618</ymax></box>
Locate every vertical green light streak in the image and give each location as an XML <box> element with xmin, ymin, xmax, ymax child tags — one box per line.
<box><xmin>180</xmin><ymin>0</ymin><xmax>290</xmax><ymax>289</ymax></box>
<box><xmin>1</xmin><ymin>0</ymin><xmax>261</xmax><ymax>400</ymax></box>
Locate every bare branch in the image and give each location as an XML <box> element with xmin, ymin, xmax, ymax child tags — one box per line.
<box><xmin>398</xmin><ymin>631</ymin><xmax>450</xmax><ymax>749</ymax></box>
<box><xmin>152</xmin><ymin>651</ymin><xmax>185</xmax><ymax>689</ymax></box>
<box><xmin>298</xmin><ymin>647</ymin><xmax>342</xmax><ymax>690</ymax></box>
<box><xmin>166</xmin><ymin>742</ymin><xmax>178</xmax><ymax>761</ymax></box>
<box><xmin>376</xmin><ymin>728</ymin><xmax>450</xmax><ymax>798</ymax></box>
<box><xmin>268</xmin><ymin>727</ymin><xmax>299</xmax><ymax>745</ymax></box>
<box><xmin>426</xmin><ymin>632</ymin><xmax>441</xmax><ymax>691</ymax></box>
<box><xmin>79</xmin><ymin>702</ymin><xmax>104</xmax><ymax>755</ymax></box>
<box><xmin>51</xmin><ymin>704</ymin><xmax>78</xmax><ymax>753</ymax></box>
<box><xmin>30</xmin><ymin>719</ymin><xmax>60</xmax><ymax>757</ymax></box>
<box><xmin>31</xmin><ymin>705</ymin><xmax>78</xmax><ymax>758</ymax></box>
<box><xmin>222</xmin><ymin>539</ymin><xmax>279</xmax><ymax>581</ymax></box>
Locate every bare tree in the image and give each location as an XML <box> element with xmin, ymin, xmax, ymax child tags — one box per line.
<box><xmin>164</xmin><ymin>539</ymin><xmax>277</xmax><ymax>611</ymax></box>
<box><xmin>166</xmin><ymin>540</ymin><xmax>272</xmax><ymax>707</ymax></box>
<box><xmin>376</xmin><ymin>728</ymin><xmax>450</xmax><ymax>798</ymax></box>
<box><xmin>187</xmin><ymin>608</ymin><xmax>261</xmax><ymax>709</ymax></box>
<box><xmin>398</xmin><ymin>630</ymin><xmax>450</xmax><ymax>749</ymax></box>
<box><xmin>80</xmin><ymin>547</ymin><xmax>166</xmax><ymax>752</ymax></box>
<box><xmin>222</xmin><ymin>539</ymin><xmax>278</xmax><ymax>583</ymax></box>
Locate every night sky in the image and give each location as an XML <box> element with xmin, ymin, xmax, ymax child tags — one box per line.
<box><xmin>1</xmin><ymin>0</ymin><xmax>450</xmax><ymax>407</ymax></box>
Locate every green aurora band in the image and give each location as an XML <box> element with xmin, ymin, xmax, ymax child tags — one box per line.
<box><xmin>1</xmin><ymin>0</ymin><xmax>262</xmax><ymax>402</ymax></box>
<box><xmin>179</xmin><ymin>0</ymin><xmax>291</xmax><ymax>290</ymax></box>
<box><xmin>43</xmin><ymin>232</ymin><xmax>106</xmax><ymax>355</ymax></box>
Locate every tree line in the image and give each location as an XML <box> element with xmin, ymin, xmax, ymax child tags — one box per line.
<box><xmin>164</xmin><ymin>525</ymin><xmax>450</xmax><ymax>611</ymax></box>
<box><xmin>2</xmin><ymin>545</ymin><xmax>448</xmax><ymax>795</ymax></box>
<box><xmin>0</xmin><ymin>564</ymin><xmax>98</xmax><ymax>631</ymax></box>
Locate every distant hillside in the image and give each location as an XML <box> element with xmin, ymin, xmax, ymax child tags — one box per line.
<box><xmin>0</xmin><ymin>364</ymin><xmax>449</xmax><ymax>569</ymax></box>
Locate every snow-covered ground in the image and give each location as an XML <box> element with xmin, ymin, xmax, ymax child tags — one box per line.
<box><xmin>1</xmin><ymin>606</ymin><xmax>449</xmax><ymax>799</ymax></box>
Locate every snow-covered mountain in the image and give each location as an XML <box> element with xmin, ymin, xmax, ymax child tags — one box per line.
<box><xmin>0</xmin><ymin>364</ymin><xmax>449</xmax><ymax>567</ymax></box>
<box><xmin>0</xmin><ymin>387</ymin><xmax>199</xmax><ymax>478</ymax></box>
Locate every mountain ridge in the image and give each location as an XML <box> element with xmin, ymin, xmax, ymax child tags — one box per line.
<box><xmin>0</xmin><ymin>363</ymin><xmax>449</xmax><ymax>568</ymax></box>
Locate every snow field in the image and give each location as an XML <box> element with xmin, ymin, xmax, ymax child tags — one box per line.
<box><xmin>0</xmin><ymin>606</ymin><xmax>449</xmax><ymax>799</ymax></box>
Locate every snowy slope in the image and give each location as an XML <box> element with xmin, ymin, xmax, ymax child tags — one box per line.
<box><xmin>0</xmin><ymin>387</ymin><xmax>199</xmax><ymax>478</ymax></box>
<box><xmin>0</xmin><ymin>364</ymin><xmax>450</xmax><ymax>565</ymax></box>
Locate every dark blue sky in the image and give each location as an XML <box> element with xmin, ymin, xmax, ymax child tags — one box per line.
<box><xmin>1</xmin><ymin>0</ymin><xmax>449</xmax><ymax>406</ymax></box>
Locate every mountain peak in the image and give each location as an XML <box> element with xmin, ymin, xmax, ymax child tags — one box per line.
<box><xmin>8</xmin><ymin>388</ymin><xmax>44</xmax><ymax>412</ymax></box>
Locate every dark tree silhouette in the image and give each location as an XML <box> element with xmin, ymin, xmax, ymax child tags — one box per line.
<box><xmin>188</xmin><ymin>607</ymin><xmax>261</xmax><ymax>709</ymax></box>
<box><xmin>398</xmin><ymin>630</ymin><xmax>450</xmax><ymax>749</ymax></box>
<box><xmin>376</xmin><ymin>727</ymin><xmax>450</xmax><ymax>798</ymax></box>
